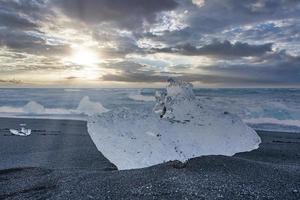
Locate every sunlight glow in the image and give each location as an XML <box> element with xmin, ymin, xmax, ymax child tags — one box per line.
<box><xmin>69</xmin><ymin>47</ymin><xmax>101</xmax><ymax>66</ymax></box>
<box><xmin>63</xmin><ymin>46</ymin><xmax>103</xmax><ymax>80</ymax></box>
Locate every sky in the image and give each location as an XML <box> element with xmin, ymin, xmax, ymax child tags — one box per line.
<box><xmin>0</xmin><ymin>0</ymin><xmax>300</xmax><ymax>88</ymax></box>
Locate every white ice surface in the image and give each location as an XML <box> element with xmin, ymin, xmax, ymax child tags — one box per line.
<box><xmin>88</xmin><ymin>79</ymin><xmax>261</xmax><ymax>170</ymax></box>
<box><xmin>9</xmin><ymin>128</ymin><xmax>31</xmax><ymax>136</ymax></box>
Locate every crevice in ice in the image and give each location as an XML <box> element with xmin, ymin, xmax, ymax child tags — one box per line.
<box><xmin>154</xmin><ymin>78</ymin><xmax>197</xmax><ymax>120</ymax></box>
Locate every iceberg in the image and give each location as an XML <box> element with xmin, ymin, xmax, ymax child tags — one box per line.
<box><xmin>87</xmin><ymin>79</ymin><xmax>261</xmax><ymax>170</ymax></box>
<box><xmin>10</xmin><ymin>124</ymin><xmax>31</xmax><ymax>136</ymax></box>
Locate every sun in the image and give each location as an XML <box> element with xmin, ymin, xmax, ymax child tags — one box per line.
<box><xmin>69</xmin><ymin>47</ymin><xmax>100</xmax><ymax>66</ymax></box>
<box><xmin>65</xmin><ymin>46</ymin><xmax>103</xmax><ymax>80</ymax></box>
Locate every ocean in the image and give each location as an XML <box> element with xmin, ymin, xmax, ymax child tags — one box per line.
<box><xmin>0</xmin><ymin>88</ymin><xmax>299</xmax><ymax>132</ymax></box>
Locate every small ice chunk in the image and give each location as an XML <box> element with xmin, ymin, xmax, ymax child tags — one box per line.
<box><xmin>77</xmin><ymin>96</ymin><xmax>109</xmax><ymax>116</ymax></box>
<box><xmin>10</xmin><ymin>124</ymin><xmax>31</xmax><ymax>136</ymax></box>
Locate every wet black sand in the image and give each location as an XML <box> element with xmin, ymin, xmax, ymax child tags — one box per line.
<box><xmin>0</xmin><ymin>117</ymin><xmax>299</xmax><ymax>200</ymax></box>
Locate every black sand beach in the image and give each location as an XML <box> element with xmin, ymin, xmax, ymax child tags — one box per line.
<box><xmin>0</xmin><ymin>117</ymin><xmax>299</xmax><ymax>200</ymax></box>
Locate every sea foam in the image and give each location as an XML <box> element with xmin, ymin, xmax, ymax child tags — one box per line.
<box><xmin>0</xmin><ymin>96</ymin><xmax>108</xmax><ymax>118</ymax></box>
<box><xmin>77</xmin><ymin>96</ymin><xmax>109</xmax><ymax>116</ymax></box>
<box><xmin>128</xmin><ymin>92</ymin><xmax>155</xmax><ymax>102</ymax></box>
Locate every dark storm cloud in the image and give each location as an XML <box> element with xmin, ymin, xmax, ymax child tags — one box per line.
<box><xmin>99</xmin><ymin>61</ymin><xmax>245</xmax><ymax>83</ymax></box>
<box><xmin>0</xmin><ymin>0</ymin><xmax>300</xmax><ymax>86</ymax></box>
<box><xmin>0</xmin><ymin>8</ymin><xmax>37</xmax><ymax>29</ymax></box>
<box><xmin>52</xmin><ymin>0</ymin><xmax>178</xmax><ymax>29</ymax></box>
<box><xmin>101</xmin><ymin>68</ymin><xmax>299</xmax><ymax>85</ymax></box>
<box><xmin>187</xmin><ymin>0</ymin><xmax>300</xmax><ymax>34</ymax></box>
<box><xmin>0</xmin><ymin>0</ymin><xmax>50</xmax><ymax>29</ymax></box>
<box><xmin>141</xmin><ymin>0</ymin><xmax>300</xmax><ymax>47</ymax></box>
<box><xmin>101</xmin><ymin>69</ymin><xmax>276</xmax><ymax>85</ymax></box>
<box><xmin>201</xmin><ymin>51</ymin><xmax>300</xmax><ymax>84</ymax></box>
<box><xmin>0</xmin><ymin>0</ymin><xmax>63</xmax><ymax>58</ymax></box>
<box><xmin>100</xmin><ymin>61</ymin><xmax>170</xmax><ymax>82</ymax></box>
<box><xmin>100</xmin><ymin>50</ymin><xmax>300</xmax><ymax>86</ymax></box>
<box><xmin>102</xmin><ymin>72</ymin><xmax>169</xmax><ymax>83</ymax></box>
<box><xmin>0</xmin><ymin>28</ymin><xmax>71</xmax><ymax>56</ymax></box>
<box><xmin>0</xmin><ymin>0</ymin><xmax>46</xmax><ymax>12</ymax></box>
<box><xmin>0</xmin><ymin>29</ymin><xmax>42</xmax><ymax>49</ymax></box>
<box><xmin>151</xmin><ymin>40</ymin><xmax>273</xmax><ymax>57</ymax></box>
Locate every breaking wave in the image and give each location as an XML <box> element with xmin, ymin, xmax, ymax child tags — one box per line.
<box><xmin>0</xmin><ymin>88</ymin><xmax>299</xmax><ymax>132</ymax></box>
<box><xmin>128</xmin><ymin>91</ymin><xmax>155</xmax><ymax>102</ymax></box>
<box><xmin>0</xmin><ymin>96</ymin><xmax>108</xmax><ymax>119</ymax></box>
<box><xmin>195</xmin><ymin>96</ymin><xmax>300</xmax><ymax>132</ymax></box>
<box><xmin>77</xmin><ymin>96</ymin><xmax>109</xmax><ymax>116</ymax></box>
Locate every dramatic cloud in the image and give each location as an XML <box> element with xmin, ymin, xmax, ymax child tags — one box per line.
<box><xmin>101</xmin><ymin>67</ymin><xmax>282</xmax><ymax>85</ymax></box>
<box><xmin>99</xmin><ymin>61</ymin><xmax>171</xmax><ymax>82</ymax></box>
<box><xmin>100</xmin><ymin>50</ymin><xmax>300</xmax><ymax>86</ymax></box>
<box><xmin>52</xmin><ymin>0</ymin><xmax>178</xmax><ymax>29</ymax></box>
<box><xmin>0</xmin><ymin>8</ymin><xmax>37</xmax><ymax>29</ymax></box>
<box><xmin>0</xmin><ymin>28</ymin><xmax>71</xmax><ymax>55</ymax></box>
<box><xmin>0</xmin><ymin>0</ymin><xmax>300</xmax><ymax>87</ymax></box>
<box><xmin>150</xmin><ymin>40</ymin><xmax>273</xmax><ymax>57</ymax></box>
<box><xmin>0</xmin><ymin>0</ymin><xmax>50</xmax><ymax>29</ymax></box>
<box><xmin>186</xmin><ymin>0</ymin><xmax>300</xmax><ymax>33</ymax></box>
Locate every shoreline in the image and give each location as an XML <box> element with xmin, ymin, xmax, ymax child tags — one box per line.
<box><xmin>0</xmin><ymin>115</ymin><xmax>87</xmax><ymax>122</ymax></box>
<box><xmin>1</xmin><ymin>116</ymin><xmax>299</xmax><ymax>134</ymax></box>
<box><xmin>0</xmin><ymin>117</ymin><xmax>116</xmax><ymax>171</ymax></box>
<box><xmin>0</xmin><ymin>117</ymin><xmax>299</xmax><ymax>199</ymax></box>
